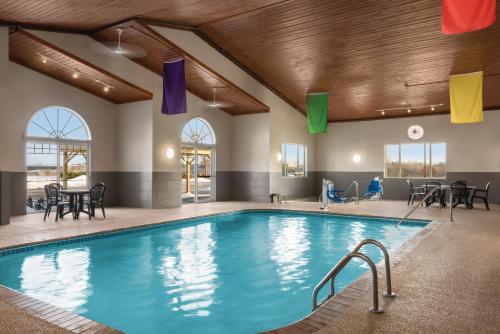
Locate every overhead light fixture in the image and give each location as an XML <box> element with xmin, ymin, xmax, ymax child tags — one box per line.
<box><xmin>352</xmin><ymin>154</ymin><xmax>361</xmax><ymax>164</ymax></box>
<box><xmin>114</xmin><ymin>28</ymin><xmax>125</xmax><ymax>55</ymax></box>
<box><xmin>376</xmin><ymin>82</ymin><xmax>444</xmax><ymax>116</ymax></box>
<box><xmin>36</xmin><ymin>52</ymin><xmax>115</xmax><ymax>92</ymax></box>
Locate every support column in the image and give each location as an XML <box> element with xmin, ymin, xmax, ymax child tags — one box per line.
<box><xmin>0</xmin><ymin>27</ymin><xmax>11</xmax><ymax>224</ymax></box>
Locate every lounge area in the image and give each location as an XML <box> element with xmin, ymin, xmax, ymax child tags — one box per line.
<box><xmin>1</xmin><ymin>1</ymin><xmax>500</xmax><ymax>334</ymax></box>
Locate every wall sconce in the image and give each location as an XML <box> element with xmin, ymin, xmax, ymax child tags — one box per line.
<box><xmin>352</xmin><ymin>154</ymin><xmax>361</xmax><ymax>164</ymax></box>
<box><xmin>166</xmin><ymin>148</ymin><xmax>175</xmax><ymax>159</ymax></box>
<box><xmin>277</xmin><ymin>152</ymin><xmax>282</xmax><ymax>162</ymax></box>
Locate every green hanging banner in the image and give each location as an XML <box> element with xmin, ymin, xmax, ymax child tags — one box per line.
<box><xmin>306</xmin><ymin>92</ymin><xmax>329</xmax><ymax>134</ymax></box>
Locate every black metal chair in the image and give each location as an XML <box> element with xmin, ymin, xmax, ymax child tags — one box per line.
<box><xmin>84</xmin><ymin>183</ymin><xmax>106</xmax><ymax>219</ymax></box>
<box><xmin>450</xmin><ymin>181</ymin><xmax>471</xmax><ymax>209</ymax></box>
<box><xmin>48</xmin><ymin>183</ymin><xmax>66</xmax><ymax>201</ymax></box>
<box><xmin>407</xmin><ymin>179</ymin><xmax>425</xmax><ymax>205</ymax></box>
<box><xmin>43</xmin><ymin>184</ymin><xmax>73</xmax><ymax>221</ymax></box>
<box><xmin>425</xmin><ymin>181</ymin><xmax>445</xmax><ymax>207</ymax></box>
<box><xmin>471</xmin><ymin>181</ymin><xmax>492</xmax><ymax>210</ymax></box>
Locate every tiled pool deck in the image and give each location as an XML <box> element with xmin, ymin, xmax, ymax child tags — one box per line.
<box><xmin>1</xmin><ymin>200</ymin><xmax>499</xmax><ymax>333</ymax></box>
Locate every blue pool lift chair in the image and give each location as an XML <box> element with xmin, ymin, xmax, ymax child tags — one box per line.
<box><xmin>365</xmin><ymin>177</ymin><xmax>383</xmax><ymax>200</ymax></box>
<box><xmin>326</xmin><ymin>182</ymin><xmax>344</xmax><ymax>203</ymax></box>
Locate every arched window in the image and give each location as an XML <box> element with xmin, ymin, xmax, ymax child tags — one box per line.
<box><xmin>181</xmin><ymin>118</ymin><xmax>215</xmax><ymax>146</ymax></box>
<box><xmin>26</xmin><ymin>106</ymin><xmax>90</xmax><ymax>141</ymax></box>
<box><xmin>25</xmin><ymin>107</ymin><xmax>91</xmax><ymax>211</ymax></box>
<box><xmin>180</xmin><ymin>118</ymin><xmax>215</xmax><ymax>204</ymax></box>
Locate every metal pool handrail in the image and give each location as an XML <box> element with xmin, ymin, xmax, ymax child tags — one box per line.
<box><xmin>351</xmin><ymin>239</ymin><xmax>395</xmax><ymax>298</ymax></box>
<box><xmin>312</xmin><ymin>239</ymin><xmax>393</xmax><ymax>314</ymax></box>
<box><xmin>344</xmin><ymin>180</ymin><xmax>360</xmax><ymax>204</ymax></box>
<box><xmin>398</xmin><ymin>186</ymin><xmax>439</xmax><ymax>226</ymax></box>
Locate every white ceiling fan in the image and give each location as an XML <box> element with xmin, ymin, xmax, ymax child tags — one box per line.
<box><xmin>208</xmin><ymin>87</ymin><xmax>233</xmax><ymax>109</ymax></box>
<box><xmin>90</xmin><ymin>27</ymin><xmax>147</xmax><ymax>59</ymax></box>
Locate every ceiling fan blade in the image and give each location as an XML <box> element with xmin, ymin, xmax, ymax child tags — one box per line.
<box><xmin>208</xmin><ymin>101</ymin><xmax>234</xmax><ymax>109</ymax></box>
<box><xmin>90</xmin><ymin>41</ymin><xmax>148</xmax><ymax>59</ymax></box>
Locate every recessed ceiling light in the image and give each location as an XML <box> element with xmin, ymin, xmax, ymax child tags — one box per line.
<box><xmin>42</xmin><ymin>57</ymin><xmax>47</xmax><ymax>64</ymax></box>
<box><xmin>103</xmin><ymin>85</ymin><xmax>110</xmax><ymax>93</ymax></box>
<box><xmin>407</xmin><ymin>108</ymin><xmax>411</xmax><ymax>113</ymax></box>
<box><xmin>72</xmin><ymin>72</ymin><xmax>80</xmax><ymax>79</ymax></box>
<box><xmin>381</xmin><ymin>110</ymin><xmax>385</xmax><ymax>115</ymax></box>
<box><xmin>431</xmin><ymin>106</ymin><xmax>435</xmax><ymax>111</ymax></box>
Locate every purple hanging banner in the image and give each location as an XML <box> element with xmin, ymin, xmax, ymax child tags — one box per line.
<box><xmin>161</xmin><ymin>59</ymin><xmax>187</xmax><ymax>115</ymax></box>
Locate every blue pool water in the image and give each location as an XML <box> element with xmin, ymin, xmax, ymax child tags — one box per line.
<box><xmin>0</xmin><ymin>210</ymin><xmax>427</xmax><ymax>333</ymax></box>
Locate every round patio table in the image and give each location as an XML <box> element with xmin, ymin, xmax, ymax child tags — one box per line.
<box><xmin>60</xmin><ymin>189</ymin><xmax>91</xmax><ymax>219</ymax></box>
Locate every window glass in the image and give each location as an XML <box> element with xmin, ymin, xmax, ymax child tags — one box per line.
<box><xmin>181</xmin><ymin>118</ymin><xmax>215</xmax><ymax>145</ymax></box>
<box><xmin>282</xmin><ymin>143</ymin><xmax>307</xmax><ymax>177</ymax></box>
<box><xmin>431</xmin><ymin>143</ymin><xmax>446</xmax><ymax>178</ymax></box>
<box><xmin>26</xmin><ymin>107</ymin><xmax>89</xmax><ymax>140</ymax></box>
<box><xmin>25</xmin><ymin>107</ymin><xmax>90</xmax><ymax>211</ymax></box>
<box><xmin>400</xmin><ymin>144</ymin><xmax>425</xmax><ymax>178</ymax></box>
<box><xmin>385</xmin><ymin>145</ymin><xmax>400</xmax><ymax>178</ymax></box>
<box><xmin>385</xmin><ymin>143</ymin><xmax>446</xmax><ymax>178</ymax></box>
<box><xmin>26</xmin><ymin>143</ymin><xmax>58</xmax><ymax>200</ymax></box>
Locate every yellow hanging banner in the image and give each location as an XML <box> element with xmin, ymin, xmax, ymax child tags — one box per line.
<box><xmin>449</xmin><ymin>71</ymin><xmax>484</xmax><ymax>123</ymax></box>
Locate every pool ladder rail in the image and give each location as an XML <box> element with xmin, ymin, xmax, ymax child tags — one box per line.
<box><xmin>397</xmin><ymin>186</ymin><xmax>453</xmax><ymax>227</ymax></box>
<box><xmin>312</xmin><ymin>239</ymin><xmax>395</xmax><ymax>314</ymax></box>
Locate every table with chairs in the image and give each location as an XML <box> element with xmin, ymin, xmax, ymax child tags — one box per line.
<box><xmin>406</xmin><ymin>179</ymin><xmax>492</xmax><ymax>210</ymax></box>
<box><xmin>43</xmin><ymin>182</ymin><xmax>107</xmax><ymax>221</ymax></box>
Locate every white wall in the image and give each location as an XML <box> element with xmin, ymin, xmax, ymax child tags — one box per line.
<box><xmin>8</xmin><ymin>63</ymin><xmax>118</xmax><ymax>172</ymax></box>
<box><xmin>152</xmin><ymin>26</ymin><xmax>316</xmax><ymax>175</ymax></box>
<box><xmin>117</xmin><ymin>101</ymin><xmax>153</xmax><ymax>172</ymax></box>
<box><xmin>231</xmin><ymin>114</ymin><xmax>270</xmax><ymax>172</ymax></box>
<box><xmin>31</xmin><ymin>30</ymin><xmax>234</xmax><ymax>175</ymax></box>
<box><xmin>0</xmin><ymin>28</ymin><xmax>10</xmax><ymax>171</ymax></box>
<box><xmin>316</xmin><ymin>111</ymin><xmax>500</xmax><ymax>173</ymax></box>
<box><xmin>152</xmin><ymin>75</ymin><xmax>233</xmax><ymax>173</ymax></box>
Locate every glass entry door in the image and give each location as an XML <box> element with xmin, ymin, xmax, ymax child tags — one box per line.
<box><xmin>181</xmin><ymin>146</ymin><xmax>214</xmax><ymax>204</ymax></box>
<box><xmin>26</xmin><ymin>141</ymin><xmax>89</xmax><ymax>212</ymax></box>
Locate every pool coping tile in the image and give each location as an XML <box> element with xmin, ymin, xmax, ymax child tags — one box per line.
<box><xmin>0</xmin><ymin>285</ymin><xmax>123</xmax><ymax>334</ymax></box>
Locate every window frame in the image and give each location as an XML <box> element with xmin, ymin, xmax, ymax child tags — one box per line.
<box><xmin>384</xmin><ymin>142</ymin><xmax>447</xmax><ymax>179</ymax></box>
<box><xmin>25</xmin><ymin>107</ymin><xmax>92</xmax><ymax>193</ymax></box>
<box><xmin>281</xmin><ymin>142</ymin><xmax>308</xmax><ymax>178</ymax></box>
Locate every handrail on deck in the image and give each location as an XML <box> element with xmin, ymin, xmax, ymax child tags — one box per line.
<box><xmin>351</xmin><ymin>239</ymin><xmax>395</xmax><ymax>298</ymax></box>
<box><xmin>312</xmin><ymin>252</ymin><xmax>382</xmax><ymax>313</ymax></box>
<box><xmin>398</xmin><ymin>186</ymin><xmax>438</xmax><ymax>226</ymax></box>
<box><xmin>344</xmin><ymin>180</ymin><xmax>360</xmax><ymax>204</ymax></box>
<box><xmin>312</xmin><ymin>239</ymin><xmax>394</xmax><ymax>313</ymax></box>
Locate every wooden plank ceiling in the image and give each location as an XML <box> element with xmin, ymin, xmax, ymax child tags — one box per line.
<box><xmin>9</xmin><ymin>30</ymin><xmax>153</xmax><ymax>104</ymax></box>
<box><xmin>2</xmin><ymin>0</ymin><xmax>500</xmax><ymax>121</ymax></box>
<box><xmin>0</xmin><ymin>0</ymin><xmax>283</xmax><ymax>31</ymax></box>
<box><xmin>92</xmin><ymin>21</ymin><xmax>269</xmax><ymax>115</ymax></box>
<box><xmin>199</xmin><ymin>0</ymin><xmax>500</xmax><ymax>121</ymax></box>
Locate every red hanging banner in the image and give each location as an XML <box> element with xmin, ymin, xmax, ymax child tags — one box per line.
<box><xmin>442</xmin><ymin>0</ymin><xmax>496</xmax><ymax>34</ymax></box>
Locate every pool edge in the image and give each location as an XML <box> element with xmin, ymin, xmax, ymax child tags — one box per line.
<box><xmin>0</xmin><ymin>207</ymin><xmax>434</xmax><ymax>334</ymax></box>
<box><xmin>0</xmin><ymin>208</ymin><xmax>429</xmax><ymax>254</ymax></box>
<box><xmin>0</xmin><ymin>284</ymin><xmax>124</xmax><ymax>334</ymax></box>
